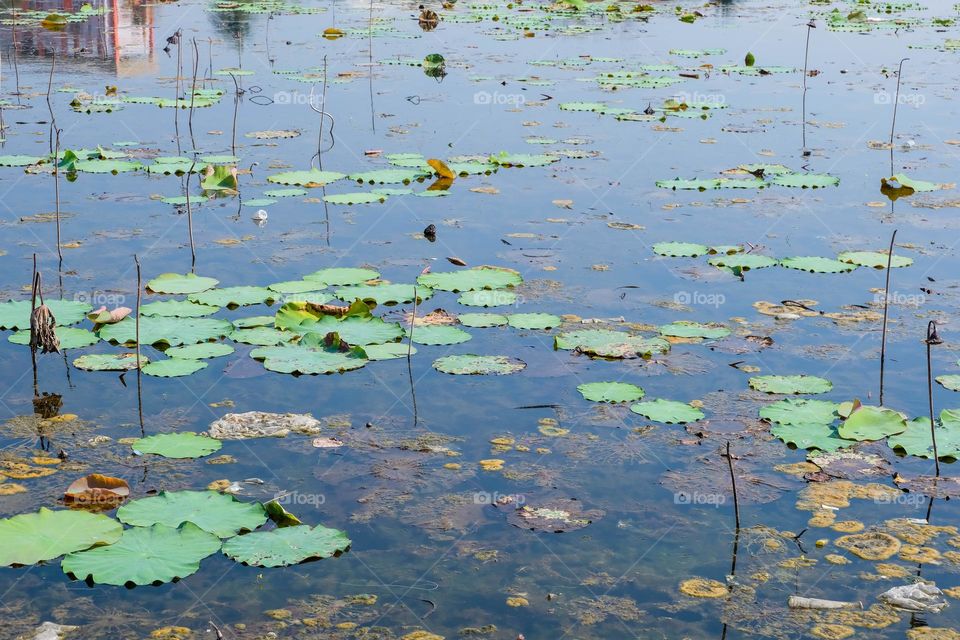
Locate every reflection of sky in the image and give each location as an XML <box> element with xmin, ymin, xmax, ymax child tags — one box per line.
<box><xmin>0</xmin><ymin>0</ymin><xmax>155</xmax><ymax>75</ymax></box>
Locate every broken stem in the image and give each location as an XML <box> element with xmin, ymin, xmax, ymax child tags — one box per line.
<box><xmin>926</xmin><ymin>320</ymin><xmax>942</xmax><ymax>477</ymax></box>
<box><xmin>879</xmin><ymin>228</ymin><xmax>897</xmax><ymax>406</ymax></box>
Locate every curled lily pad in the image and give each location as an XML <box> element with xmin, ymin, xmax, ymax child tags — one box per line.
<box><xmin>0</xmin><ymin>508</ymin><xmax>122</xmax><ymax>567</ymax></box>
<box><xmin>132</xmin><ymin>432</ymin><xmax>222</xmax><ymax>459</ymax></box>
<box><xmin>652</xmin><ymin>242</ymin><xmax>709</xmax><ymax>257</ymax></box>
<box><xmin>334</xmin><ymin>284</ymin><xmax>432</xmax><ymax>305</ymax></box>
<box><xmin>771</xmin><ymin>173</ymin><xmax>839</xmax><ymax>188</ymax></box>
<box><xmin>770</xmin><ymin>423</ymin><xmax>855</xmax><ymax>452</ymax></box>
<box><xmin>432</xmin><ymin>354</ymin><xmax>526</xmax><ymax>375</ymax></box>
<box><xmin>276</xmin><ymin>303</ymin><xmax>403</xmax><ymax>345</ymax></box>
<box><xmin>117</xmin><ymin>490</ymin><xmax>267</xmax><ymax>538</ymax></box>
<box><xmin>140</xmin><ymin>300</ymin><xmax>220</xmax><ymax>317</ymax></box>
<box><xmin>304</xmin><ymin>267</ymin><xmax>380</xmax><ymax>286</ymax></box>
<box><xmin>507</xmin><ymin>313</ymin><xmax>562</xmax><ymax>330</ymax></box>
<box><xmin>0</xmin><ymin>299</ymin><xmax>91</xmax><ymax>330</ymax></box>
<box><xmin>457</xmin><ymin>313</ymin><xmax>508</xmax><ymax>327</ymax></box>
<box><xmin>749</xmin><ymin>375</ymin><xmax>832</xmax><ymax>394</ymax></box>
<box><xmin>759</xmin><ymin>398</ymin><xmax>839</xmax><ymax>425</ymax></box>
<box><xmin>458</xmin><ymin>290</ymin><xmax>518</xmax><ymax>307</ymax></box>
<box><xmin>62</xmin><ymin>523</ymin><xmax>221</xmax><ymax>587</ymax></box>
<box><xmin>222</xmin><ymin>524</ymin><xmax>351</xmax><ymax>567</ymax></box>
<box><xmin>837</xmin><ymin>251</ymin><xmax>913</xmax><ymax>269</ymax></box>
<box><xmin>164</xmin><ymin>343</ymin><xmax>234</xmax><ymax>359</ymax></box>
<box><xmin>708</xmin><ymin>254</ymin><xmax>777</xmax><ymax>270</ymax></box>
<box><xmin>146</xmin><ymin>273</ymin><xmax>219</xmax><ymax>295</ymax></box>
<box><xmin>630</xmin><ymin>399</ymin><xmax>704</xmax><ymax>424</ymax></box>
<box><xmin>555</xmin><ymin>329</ymin><xmax>670</xmax><ymax>358</ymax></box>
<box><xmin>658</xmin><ymin>321</ymin><xmax>730</xmax><ymax>339</ymax></box>
<box><xmin>266</xmin><ymin>169</ymin><xmax>345</xmax><ymax>187</ymax></box>
<box><xmin>837</xmin><ymin>406</ymin><xmax>907</xmax><ymax>441</ymax></box>
<box><xmin>409</xmin><ymin>325</ymin><xmax>472</xmax><ymax>345</ymax></box>
<box><xmin>142</xmin><ymin>359</ymin><xmax>208</xmax><ymax>377</ymax></box>
<box><xmin>98</xmin><ymin>317</ymin><xmax>234</xmax><ymax>346</ymax></box>
<box><xmin>188</xmin><ymin>286</ymin><xmax>275</xmax><ymax>307</ymax></box>
<box><xmin>9</xmin><ymin>327</ymin><xmax>99</xmax><ymax>349</ymax></box>
<box><xmin>418</xmin><ymin>266</ymin><xmax>522</xmax><ymax>292</ymax></box>
<box><xmin>73</xmin><ymin>353</ymin><xmax>147</xmax><ymax>371</ymax></box>
<box><xmin>780</xmin><ymin>257</ymin><xmax>857</xmax><ymax>274</ymax></box>
<box><xmin>577</xmin><ymin>382</ymin><xmax>645</xmax><ymax>403</ymax></box>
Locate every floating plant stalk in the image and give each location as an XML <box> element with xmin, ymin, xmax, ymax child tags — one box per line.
<box><xmin>725</xmin><ymin>441</ymin><xmax>740</xmax><ymax>530</ymax></box>
<box><xmin>878</xmin><ymin>228</ymin><xmax>897</xmax><ymax>406</ymax></box>
<box><xmin>926</xmin><ymin>320</ymin><xmax>942</xmax><ymax>477</ymax></box>
<box><xmin>309</xmin><ymin>57</ymin><xmax>336</xmax><ymax>170</ymax></box>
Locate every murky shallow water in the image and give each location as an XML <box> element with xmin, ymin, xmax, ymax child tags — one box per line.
<box><xmin>2</xmin><ymin>0</ymin><xmax>960</xmax><ymax>637</ymax></box>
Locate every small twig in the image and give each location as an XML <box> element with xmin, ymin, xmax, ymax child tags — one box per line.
<box><xmin>879</xmin><ymin>229</ymin><xmax>897</xmax><ymax>406</ymax></box>
<box><xmin>926</xmin><ymin>320</ymin><xmax>942</xmax><ymax>477</ymax></box>
<box><xmin>209</xmin><ymin>621</ymin><xmax>225</xmax><ymax>640</ymax></box>
<box><xmin>725</xmin><ymin>441</ymin><xmax>740</xmax><ymax>530</ymax></box>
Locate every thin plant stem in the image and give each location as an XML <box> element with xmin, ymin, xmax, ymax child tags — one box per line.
<box><xmin>12</xmin><ymin>7</ymin><xmax>21</xmax><ymax>102</ymax></box>
<box><xmin>926</xmin><ymin>320</ymin><xmax>942</xmax><ymax>477</ymax></box>
<box><xmin>185</xmin><ymin>160</ymin><xmax>197</xmax><ymax>269</ymax></box>
<box><xmin>725</xmin><ymin>441</ymin><xmax>741</xmax><ymax>530</ymax></box>
<box><xmin>54</xmin><ymin>128</ymin><xmax>62</xmax><ymax>264</ymax></box>
<box><xmin>188</xmin><ymin>38</ymin><xmax>200</xmax><ymax>149</ymax></box>
<box><xmin>890</xmin><ymin>57</ymin><xmax>909</xmax><ymax>176</ymax></box>
<box><xmin>801</xmin><ymin>20</ymin><xmax>814</xmax><ymax>155</ymax></box>
<box><xmin>879</xmin><ymin>228</ymin><xmax>897</xmax><ymax>406</ymax></box>
<box><xmin>46</xmin><ymin>52</ymin><xmax>57</xmax><ymax>155</ymax></box>
<box><xmin>229</xmin><ymin>73</ymin><xmax>241</xmax><ymax>156</ymax></box>
<box><xmin>135</xmin><ymin>255</ymin><xmax>144</xmax><ymax>437</ymax></box>
<box><xmin>30</xmin><ymin>254</ymin><xmax>38</xmax><ymax>389</ymax></box>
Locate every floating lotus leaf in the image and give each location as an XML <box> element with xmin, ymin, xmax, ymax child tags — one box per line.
<box><xmin>9</xmin><ymin>327</ymin><xmax>99</xmax><ymax>349</ymax></box>
<box><xmin>0</xmin><ymin>155</ymin><xmax>45</xmax><ymax>167</ymax></box>
<box><xmin>99</xmin><ymin>317</ymin><xmax>233</xmax><ymax>346</ymax></box>
<box><xmin>738</xmin><ymin>163</ymin><xmax>791</xmax><ymax>175</ymax></box>
<box><xmin>457</xmin><ymin>290</ymin><xmax>518</xmax><ymax>306</ymax></box>
<box><xmin>117</xmin><ymin>490</ymin><xmax>267</xmax><ymax>538</ymax></box>
<box><xmin>132</xmin><ymin>432</ymin><xmax>222</xmax><ymax>458</ymax></box>
<box><xmin>759</xmin><ymin>398</ymin><xmax>839</xmax><ymax>425</ymax></box>
<box><xmin>304</xmin><ymin>267</ymin><xmax>380</xmax><ymax>286</ymax></box>
<box><xmin>74</xmin><ymin>159</ymin><xmax>143</xmax><ymax>173</ymax></box>
<box><xmin>780</xmin><ymin>256</ymin><xmax>857</xmax><ymax>274</ymax></box>
<box><xmin>886</xmin><ymin>173</ymin><xmax>942</xmax><ymax>193</ymax></box>
<box><xmin>0</xmin><ymin>508</ymin><xmax>122</xmax><ymax>567</ymax></box>
<box><xmin>334</xmin><ymin>284</ymin><xmax>432</xmax><ymax>305</ymax></box>
<box><xmin>771</xmin><ymin>173</ymin><xmax>839</xmax><ymax>188</ymax></box>
<box><xmin>708</xmin><ymin>254</ymin><xmax>778</xmax><ymax>270</ymax></box>
<box><xmin>363</xmin><ymin>343</ymin><xmax>416</xmax><ymax>360</ymax></box>
<box><xmin>432</xmin><ymin>354</ymin><xmax>526</xmax><ymax>375</ymax></box>
<box><xmin>62</xmin><ymin>523</ymin><xmax>221</xmax><ymax>586</ymax></box>
<box><xmin>500</xmin><ymin>497</ymin><xmax>603</xmax><ymax>532</ymax></box>
<box><xmin>630</xmin><ymin>399</ymin><xmax>704</xmax><ymax>424</ymax></box>
<box><xmin>348</xmin><ymin>169</ymin><xmax>428</xmax><ymax>184</ymax></box>
<box><xmin>507</xmin><ymin>313</ymin><xmax>562</xmax><ymax>330</ymax></box>
<box><xmin>770</xmin><ymin>422</ymin><xmax>855</xmax><ymax>452</ymax></box>
<box><xmin>937</xmin><ymin>375</ymin><xmax>960</xmax><ymax>391</ymax></box>
<box><xmin>142</xmin><ymin>358</ymin><xmax>208</xmax><ymax>377</ymax></box>
<box><xmin>161</xmin><ymin>195</ymin><xmax>208</xmax><ymax>205</ymax></box>
<box><xmin>0</xmin><ymin>299</ymin><xmax>91</xmax><ymax>329</ymax></box>
<box><xmin>888</xmin><ymin>413</ymin><xmax>960</xmax><ymax>460</ymax></box>
<box><xmin>146</xmin><ymin>273</ymin><xmax>219</xmax><ymax>295</ymax></box>
<box><xmin>658</xmin><ymin>321</ymin><xmax>730</xmax><ymax>339</ymax></box>
<box><xmin>409</xmin><ymin>325</ymin><xmax>472</xmax><ymax>345</ymax></box>
<box><xmin>242</xmin><ymin>198</ymin><xmax>277</xmax><ymax>207</ymax></box>
<box><xmin>276</xmin><ymin>303</ymin><xmax>403</xmax><ymax>345</ymax></box>
<box><xmin>222</xmin><ymin>524</ymin><xmax>351</xmax><ymax>568</ymax></box>
<box><xmin>652</xmin><ymin>242</ymin><xmax>710</xmax><ymax>257</ymax></box>
<box><xmin>268</xmin><ymin>280</ymin><xmax>325</xmax><ymax>294</ymax></box>
<box><xmin>232</xmin><ymin>316</ymin><xmax>275</xmax><ymax>329</ymax></box>
<box><xmin>418</xmin><ymin>266</ymin><xmax>522</xmax><ymax>292</ymax></box>
<box><xmin>457</xmin><ymin>313</ymin><xmax>508</xmax><ymax>327</ymax></box>
<box><xmin>323</xmin><ymin>192</ymin><xmax>387</xmax><ymax>205</ymax></box>
<box><xmin>263</xmin><ymin>188</ymin><xmax>308</xmax><ymax>198</ymax></box>
<box><xmin>140</xmin><ymin>300</ymin><xmax>220</xmax><ymax>317</ymax></box>
<box><xmin>656</xmin><ymin>177</ymin><xmax>723</xmax><ymax>190</ymax></box>
<box><xmin>837</xmin><ymin>251</ymin><xmax>913</xmax><ymax>269</ymax></box>
<box><xmin>834</xmin><ymin>532</ymin><xmax>901</xmax><ymax>560</ymax></box>
<box><xmin>386</xmin><ymin>152</ymin><xmax>428</xmax><ymax>167</ymax></box>
<box><xmin>251</xmin><ymin>335</ymin><xmax>369</xmax><ymax>375</ymax></box>
<box><xmin>276</xmin><ymin>292</ymin><xmax>333</xmax><ymax>306</ymax></box>
<box><xmin>73</xmin><ymin>353</ymin><xmax>147</xmax><ymax>371</ymax></box>
<box><xmin>559</xmin><ymin>102</ymin><xmax>607</xmax><ymax>112</ymax></box>
<box><xmin>554</xmin><ymin>329</ymin><xmax>670</xmax><ymax>358</ymax></box>
<box><xmin>749</xmin><ymin>375</ymin><xmax>832</xmax><ymax>395</ymax></box>
<box><xmin>577</xmin><ymin>382</ymin><xmax>645</xmax><ymax>403</ymax></box>
<box><xmin>445</xmin><ymin>161</ymin><xmax>497</xmax><ymax>175</ymax></box>
<box><xmin>489</xmin><ymin>152</ymin><xmax>559</xmax><ymax>167</ymax></box>
<box><xmin>266</xmin><ymin>169</ymin><xmax>345</xmax><ymax>187</ymax></box>
<box><xmin>231</xmin><ymin>327</ymin><xmax>292</xmax><ymax>346</ymax></box>
<box><xmin>164</xmin><ymin>343</ymin><xmax>234</xmax><ymax>359</ymax></box>
<box><xmin>188</xmin><ymin>286</ymin><xmax>275</xmax><ymax>307</ymax></box>
<box><xmin>837</xmin><ymin>406</ymin><xmax>907</xmax><ymax>441</ymax></box>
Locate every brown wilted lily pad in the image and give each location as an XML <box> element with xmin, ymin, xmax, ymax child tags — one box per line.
<box><xmin>499</xmin><ymin>496</ymin><xmax>603</xmax><ymax>533</ymax></box>
<box><xmin>64</xmin><ymin>474</ymin><xmax>130</xmax><ymax>509</ymax></box>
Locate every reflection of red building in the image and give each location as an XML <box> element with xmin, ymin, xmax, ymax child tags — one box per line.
<box><xmin>2</xmin><ymin>0</ymin><xmax>155</xmax><ymax>76</ymax></box>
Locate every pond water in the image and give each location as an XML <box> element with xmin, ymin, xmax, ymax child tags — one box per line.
<box><xmin>2</xmin><ymin>0</ymin><xmax>960</xmax><ymax>638</ymax></box>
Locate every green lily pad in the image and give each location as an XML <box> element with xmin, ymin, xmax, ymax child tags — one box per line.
<box><xmin>232</xmin><ymin>316</ymin><xmax>275</xmax><ymax>329</ymax></box>
<box><xmin>770</xmin><ymin>423</ymin><xmax>856</xmax><ymax>452</ymax></box>
<box><xmin>0</xmin><ymin>155</ymin><xmax>45</xmax><ymax>167</ymax></box>
<box><xmin>554</xmin><ymin>329</ymin><xmax>670</xmax><ymax>358</ymax></box>
<box><xmin>409</xmin><ymin>325</ymin><xmax>472</xmax><ymax>345</ymax></box>
<box><xmin>362</xmin><ymin>343</ymin><xmax>416</xmax><ymax>360</ymax></box>
<box><xmin>507</xmin><ymin>313</ymin><xmax>562</xmax><ymax>330</ymax></box>
<box><xmin>231</xmin><ymin>327</ymin><xmax>292</xmax><ymax>346</ymax></box>
<box><xmin>222</xmin><ymin>524</ymin><xmax>351</xmax><ymax>568</ymax></box>
<box><xmin>117</xmin><ymin>490</ymin><xmax>268</xmax><ymax>538</ymax></box>
<box><xmin>188</xmin><ymin>286</ymin><xmax>275</xmax><ymax>307</ymax></box>
<box><xmin>99</xmin><ymin>317</ymin><xmax>234</xmax><ymax>346</ymax></box>
<box><xmin>457</xmin><ymin>290</ymin><xmax>518</xmax><ymax>307</ymax></box>
<box><xmin>146</xmin><ymin>273</ymin><xmax>219</xmax><ymax>295</ymax></box>
<box><xmin>142</xmin><ymin>358</ymin><xmax>208</xmax><ymax>377</ymax></box>
<box><xmin>323</xmin><ymin>192</ymin><xmax>387</xmax><ymax>205</ymax></box>
<box><xmin>304</xmin><ymin>267</ymin><xmax>380</xmax><ymax>286</ymax></box>
<box><xmin>161</xmin><ymin>195</ymin><xmax>209</xmax><ymax>206</ymax></box>
<box><xmin>887</xmin><ymin>173</ymin><xmax>942</xmax><ymax>193</ymax></box>
<box><xmin>62</xmin><ymin>523</ymin><xmax>222</xmax><ymax>587</ymax></box>
<box><xmin>266</xmin><ymin>169</ymin><xmax>345</xmax><ymax>187</ymax></box>
<box><xmin>577</xmin><ymin>382</ymin><xmax>645</xmax><ymax>403</ymax></box>
<box><xmin>837</xmin><ymin>406</ymin><xmax>907</xmax><ymax>441</ymax></box>
<box><xmin>0</xmin><ymin>299</ymin><xmax>91</xmax><ymax>330</ymax></box>
<box><xmin>418</xmin><ymin>266</ymin><xmax>522</xmax><ymax>292</ymax></box>
<box><xmin>140</xmin><ymin>300</ymin><xmax>220</xmax><ymax>317</ymax></box>
<box><xmin>263</xmin><ymin>188</ymin><xmax>308</xmax><ymax>198</ymax></box>
<box><xmin>0</xmin><ymin>508</ymin><xmax>123</xmax><ymax>567</ymax></box>
<box><xmin>658</xmin><ymin>321</ymin><xmax>730</xmax><ymax>339</ymax></box>
<box><xmin>251</xmin><ymin>341</ymin><xmax>368</xmax><ymax>375</ymax></box>
<box><xmin>749</xmin><ymin>375</ymin><xmax>833</xmax><ymax>395</ymax></box>
<box><xmin>707</xmin><ymin>254</ymin><xmax>778</xmax><ymax>270</ymax></box>
<box><xmin>73</xmin><ymin>353</ymin><xmax>147</xmax><ymax>371</ymax></box>
<box><xmin>759</xmin><ymin>398</ymin><xmax>840</xmax><ymax>425</ymax></box>
<box><xmin>780</xmin><ymin>257</ymin><xmax>857</xmax><ymax>274</ymax></box>
<box><xmin>74</xmin><ymin>159</ymin><xmax>143</xmax><ymax>173</ymax></box>
<box><xmin>348</xmin><ymin>169</ymin><xmax>428</xmax><ymax>184</ymax></box>
<box><xmin>132</xmin><ymin>432</ymin><xmax>222</xmax><ymax>458</ymax></box>
<box><xmin>771</xmin><ymin>173</ymin><xmax>839</xmax><ymax>188</ymax></box>
<box><xmin>457</xmin><ymin>313</ymin><xmax>508</xmax><ymax>327</ymax></box>
<box><xmin>837</xmin><ymin>251</ymin><xmax>913</xmax><ymax>269</ymax></box>
<box><xmin>937</xmin><ymin>375</ymin><xmax>960</xmax><ymax>391</ymax></box>
<box><xmin>276</xmin><ymin>303</ymin><xmax>403</xmax><ymax>345</ymax></box>
<box><xmin>889</xmin><ymin>413</ymin><xmax>960</xmax><ymax>460</ymax></box>
<box><xmin>9</xmin><ymin>327</ymin><xmax>99</xmax><ymax>349</ymax></box>
<box><xmin>489</xmin><ymin>152</ymin><xmax>559</xmax><ymax>167</ymax></box>
<box><xmin>267</xmin><ymin>280</ymin><xmax>326</xmax><ymax>295</ymax></box>
<box><xmin>334</xmin><ymin>284</ymin><xmax>432</xmax><ymax>305</ymax></box>
<box><xmin>164</xmin><ymin>343</ymin><xmax>234</xmax><ymax>359</ymax></box>
<box><xmin>630</xmin><ymin>399</ymin><xmax>704</xmax><ymax>424</ymax></box>
<box><xmin>652</xmin><ymin>242</ymin><xmax>710</xmax><ymax>257</ymax></box>
<box><xmin>432</xmin><ymin>354</ymin><xmax>526</xmax><ymax>375</ymax></box>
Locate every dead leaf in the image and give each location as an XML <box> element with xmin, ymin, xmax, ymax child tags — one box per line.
<box><xmin>87</xmin><ymin>306</ymin><xmax>132</xmax><ymax>324</ymax></box>
<box><xmin>64</xmin><ymin>474</ymin><xmax>130</xmax><ymax>509</ymax></box>
<box><xmin>552</xmin><ymin>199</ymin><xmax>573</xmax><ymax>209</ymax></box>
<box><xmin>470</xmin><ymin>186</ymin><xmax>499</xmax><ymax>195</ymax></box>
<box><xmin>427</xmin><ymin>158</ymin><xmax>456</xmax><ymax>180</ymax></box>
<box><xmin>446</xmin><ymin>256</ymin><xmax>468</xmax><ymax>266</ymax></box>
